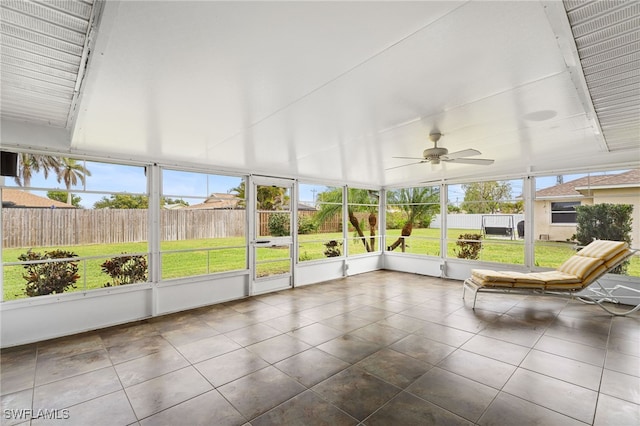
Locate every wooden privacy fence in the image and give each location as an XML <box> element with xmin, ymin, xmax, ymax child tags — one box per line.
<box><xmin>3</xmin><ymin>209</ymin><xmax>246</xmax><ymax>248</ymax></box>
<box><xmin>257</xmin><ymin>211</ymin><xmax>342</xmax><ymax>236</ymax></box>
<box><xmin>3</xmin><ymin>209</ymin><xmax>342</xmax><ymax>249</ymax></box>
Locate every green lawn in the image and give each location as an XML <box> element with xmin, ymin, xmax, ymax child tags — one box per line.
<box><xmin>3</xmin><ymin>228</ymin><xmax>638</xmax><ymax>301</ymax></box>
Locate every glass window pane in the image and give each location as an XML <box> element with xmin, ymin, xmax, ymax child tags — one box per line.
<box><xmin>2</xmin><ymin>157</ymin><xmax>149</xmax><ymax>302</ymax></box>
<box><xmin>298</xmin><ymin>183</ymin><xmax>343</xmax><ymax>262</ymax></box>
<box><xmin>160</xmin><ymin>170</ymin><xmax>246</xmax><ymax>279</ymax></box>
<box><xmin>386</xmin><ymin>186</ymin><xmax>440</xmax><ymax>255</ymax></box>
<box><xmin>347</xmin><ymin>188</ymin><xmax>379</xmax><ymax>254</ymax></box>
<box><xmin>446</xmin><ymin>179</ymin><xmax>524</xmax><ymax>265</ymax></box>
<box><xmin>534</xmin><ymin>170</ymin><xmax>639</xmax><ymax>277</ymax></box>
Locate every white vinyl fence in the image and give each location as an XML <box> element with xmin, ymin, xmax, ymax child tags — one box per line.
<box><xmin>431</xmin><ymin>214</ymin><xmax>525</xmax><ymax>231</ymax></box>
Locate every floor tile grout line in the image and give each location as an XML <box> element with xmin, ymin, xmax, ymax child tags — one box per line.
<box><xmin>4</xmin><ymin>272</ymin><xmax>639</xmax><ymax>426</ymax></box>
<box><xmin>488</xmin><ymin>390</ymin><xmax>593</xmax><ymax>426</ymax></box>
<box><xmin>491</xmin><ymin>298</ymin><xmax>600</xmax><ymax>426</ymax></box>
<box><xmin>590</xmin><ymin>318</ymin><xmax>615</xmax><ymax>425</ymax></box>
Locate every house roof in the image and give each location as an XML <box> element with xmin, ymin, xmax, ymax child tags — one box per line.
<box><xmin>536</xmin><ymin>170</ymin><xmax>640</xmax><ymax>198</ymax></box>
<box><xmin>575</xmin><ymin>169</ymin><xmax>640</xmax><ymax>189</ymax></box>
<box><xmin>184</xmin><ymin>193</ymin><xmax>318</xmax><ymax>211</ymax></box>
<box><xmin>184</xmin><ymin>193</ymin><xmax>242</xmax><ymax>210</ymax></box>
<box><xmin>1</xmin><ymin>188</ymin><xmax>75</xmax><ymax>209</ymax></box>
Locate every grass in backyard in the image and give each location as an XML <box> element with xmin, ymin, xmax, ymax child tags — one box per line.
<box><xmin>3</xmin><ymin>229</ymin><xmax>638</xmax><ymax>301</ymax></box>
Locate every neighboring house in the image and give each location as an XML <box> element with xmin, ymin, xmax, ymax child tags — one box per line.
<box><xmin>534</xmin><ymin>170</ymin><xmax>640</xmax><ymax>246</ymax></box>
<box><xmin>185</xmin><ymin>194</ymin><xmax>317</xmax><ymax>211</ymax></box>
<box><xmin>1</xmin><ymin>188</ymin><xmax>75</xmax><ymax>209</ymax></box>
<box><xmin>184</xmin><ymin>193</ymin><xmax>242</xmax><ymax>210</ymax></box>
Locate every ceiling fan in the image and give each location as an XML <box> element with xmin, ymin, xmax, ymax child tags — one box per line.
<box><xmin>388</xmin><ymin>132</ymin><xmax>494</xmax><ymax>170</ymax></box>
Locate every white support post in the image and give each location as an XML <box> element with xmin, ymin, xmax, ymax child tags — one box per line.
<box><xmin>147</xmin><ymin>164</ymin><xmax>161</xmax><ymax>316</ymax></box>
<box><xmin>247</xmin><ymin>176</ymin><xmax>255</xmax><ymax>296</ymax></box>
<box><xmin>440</xmin><ymin>182</ymin><xmax>448</xmax><ymax>278</ymax></box>
<box><xmin>343</xmin><ymin>185</ymin><xmax>349</xmax><ymax>275</ymax></box>
<box><xmin>379</xmin><ymin>188</ymin><xmax>387</xmax><ymax>254</ymax></box>
<box><xmin>291</xmin><ymin>180</ymin><xmax>298</xmax><ymax>287</ymax></box>
<box><xmin>524</xmin><ymin>175</ymin><xmax>535</xmax><ymax>269</ymax></box>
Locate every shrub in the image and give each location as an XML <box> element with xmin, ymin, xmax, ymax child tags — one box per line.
<box><xmin>386</xmin><ymin>212</ymin><xmax>406</xmax><ymax>230</ymax></box>
<box><xmin>18</xmin><ymin>249</ymin><xmax>80</xmax><ymax>297</ymax></box>
<box><xmin>299</xmin><ymin>251</ymin><xmax>312</xmax><ymax>262</ymax></box>
<box><xmin>298</xmin><ymin>215</ymin><xmax>319</xmax><ymax>234</ymax></box>
<box><xmin>574</xmin><ymin>203</ymin><xmax>633</xmax><ymax>274</ymax></box>
<box><xmin>268</xmin><ymin>212</ymin><xmax>290</xmax><ymax>236</ymax></box>
<box><xmin>101</xmin><ymin>254</ymin><xmax>148</xmax><ymax>287</ymax></box>
<box><xmin>455</xmin><ymin>233</ymin><xmax>482</xmax><ymax>260</ymax></box>
<box><xmin>416</xmin><ymin>212</ymin><xmax>435</xmax><ymax>228</ymax></box>
<box><xmin>324</xmin><ymin>240</ymin><xmax>342</xmax><ymax>257</ymax></box>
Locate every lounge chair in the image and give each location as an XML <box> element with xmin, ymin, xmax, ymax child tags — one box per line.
<box><xmin>462</xmin><ymin>240</ymin><xmax>639</xmax><ymax>316</ymax></box>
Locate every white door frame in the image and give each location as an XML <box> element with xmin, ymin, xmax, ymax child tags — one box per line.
<box><xmin>249</xmin><ymin>176</ymin><xmax>296</xmax><ymax>295</ymax></box>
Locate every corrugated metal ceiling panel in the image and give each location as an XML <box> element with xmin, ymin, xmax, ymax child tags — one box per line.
<box><xmin>564</xmin><ymin>0</ymin><xmax>640</xmax><ymax>153</ymax></box>
<box><xmin>0</xmin><ymin>0</ymin><xmax>95</xmax><ymax>128</ymax></box>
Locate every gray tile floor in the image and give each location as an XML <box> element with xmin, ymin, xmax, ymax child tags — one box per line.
<box><xmin>1</xmin><ymin>270</ymin><xmax>639</xmax><ymax>425</ymax></box>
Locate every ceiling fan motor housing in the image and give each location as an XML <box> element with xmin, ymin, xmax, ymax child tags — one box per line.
<box><xmin>423</xmin><ymin>146</ymin><xmax>448</xmax><ymax>161</ymax></box>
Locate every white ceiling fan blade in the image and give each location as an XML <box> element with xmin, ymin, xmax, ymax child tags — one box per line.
<box><xmin>392</xmin><ymin>156</ymin><xmax>426</xmax><ymax>160</ymax></box>
<box><xmin>443</xmin><ymin>157</ymin><xmax>495</xmax><ymax>165</ymax></box>
<box><xmin>441</xmin><ymin>149</ymin><xmax>481</xmax><ymax>160</ymax></box>
<box><xmin>386</xmin><ymin>160</ymin><xmax>427</xmax><ymax>170</ymax></box>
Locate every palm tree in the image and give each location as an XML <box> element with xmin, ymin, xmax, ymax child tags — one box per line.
<box><xmin>14</xmin><ymin>154</ymin><xmax>62</xmax><ymax>187</ymax></box>
<box><xmin>230</xmin><ymin>181</ymin><xmax>289</xmax><ymax>210</ymax></box>
<box><xmin>316</xmin><ymin>188</ymin><xmax>379</xmax><ymax>252</ymax></box>
<box><xmin>229</xmin><ymin>182</ymin><xmax>247</xmax><ymax>208</ymax></box>
<box><xmin>57</xmin><ymin>158</ymin><xmax>91</xmax><ymax>205</ymax></box>
<box><xmin>386</xmin><ymin>187</ymin><xmax>440</xmax><ymax>251</ymax></box>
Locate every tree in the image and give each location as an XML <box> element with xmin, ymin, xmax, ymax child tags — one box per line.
<box><xmin>230</xmin><ymin>181</ymin><xmax>288</xmax><ymax>210</ymax></box>
<box><xmin>14</xmin><ymin>154</ymin><xmax>62</xmax><ymax>187</ymax></box>
<box><xmin>57</xmin><ymin>158</ymin><xmax>91</xmax><ymax>205</ymax></box>
<box><xmin>47</xmin><ymin>191</ymin><xmax>82</xmax><ymax>207</ymax></box>
<box><xmin>316</xmin><ymin>188</ymin><xmax>378</xmax><ymax>252</ymax></box>
<box><xmin>93</xmin><ymin>195</ymin><xmax>190</xmax><ymax>209</ymax></box>
<box><xmin>387</xmin><ymin>187</ymin><xmax>440</xmax><ymax>251</ymax></box>
<box><xmin>164</xmin><ymin>197</ymin><xmax>189</xmax><ymax>207</ymax></box>
<box><xmin>229</xmin><ymin>182</ymin><xmax>246</xmax><ymax>207</ymax></box>
<box><xmin>461</xmin><ymin>181</ymin><xmax>512</xmax><ymax>213</ymax></box>
<box><xmin>499</xmin><ymin>200</ymin><xmax>524</xmax><ymax>213</ymax></box>
<box><xmin>94</xmin><ymin>194</ymin><xmax>149</xmax><ymax>209</ymax></box>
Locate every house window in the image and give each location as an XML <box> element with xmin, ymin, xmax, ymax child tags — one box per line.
<box><xmin>551</xmin><ymin>202</ymin><xmax>579</xmax><ymax>224</ymax></box>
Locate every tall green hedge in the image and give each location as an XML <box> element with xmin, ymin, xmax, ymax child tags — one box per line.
<box><xmin>574</xmin><ymin>203</ymin><xmax>633</xmax><ymax>274</ymax></box>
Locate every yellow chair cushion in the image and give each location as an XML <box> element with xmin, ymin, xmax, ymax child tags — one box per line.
<box><xmin>576</xmin><ymin>240</ymin><xmax>628</xmax><ymax>261</ymax></box>
<box><xmin>471</xmin><ymin>269</ymin><xmax>515</xmax><ymax>283</ymax></box>
<box><xmin>580</xmin><ymin>264</ymin><xmax>608</xmax><ymax>287</ymax></box>
<box><xmin>499</xmin><ymin>271</ymin><xmax>545</xmax><ymax>285</ymax></box>
<box><xmin>527</xmin><ymin>271</ymin><xmax>581</xmax><ymax>285</ymax></box>
<box><xmin>604</xmin><ymin>249</ymin><xmax>632</xmax><ymax>269</ymax></box>
<box><xmin>470</xmin><ymin>277</ymin><xmax>514</xmax><ymax>288</ymax></box>
<box><xmin>557</xmin><ymin>255</ymin><xmax>604</xmax><ymax>280</ymax></box>
<box><xmin>544</xmin><ymin>281</ymin><xmax>590</xmax><ymax>290</ymax></box>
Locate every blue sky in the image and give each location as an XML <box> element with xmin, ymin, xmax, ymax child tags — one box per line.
<box><xmin>5</xmin><ymin>161</ymin><xmax>299</xmax><ymax>208</ymax></box>
<box><xmin>5</xmin><ymin>159</ymin><xmax>613</xmax><ymax>209</ymax></box>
